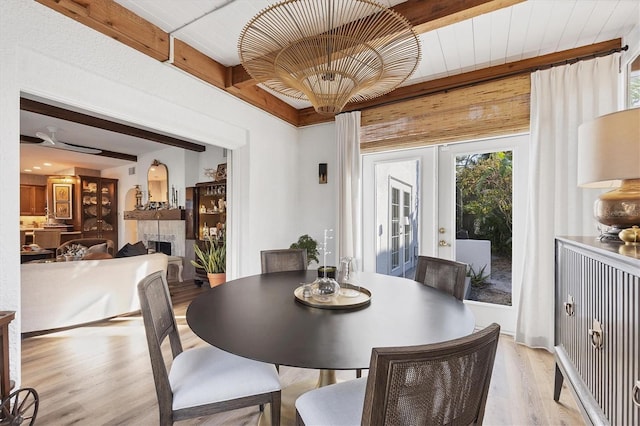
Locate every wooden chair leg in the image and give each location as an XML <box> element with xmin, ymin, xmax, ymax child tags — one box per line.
<box><xmin>271</xmin><ymin>391</ymin><xmax>281</xmax><ymax>426</ymax></box>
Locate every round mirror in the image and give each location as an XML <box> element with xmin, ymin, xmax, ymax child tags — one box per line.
<box><xmin>148</xmin><ymin>160</ymin><xmax>168</xmax><ymax>203</ymax></box>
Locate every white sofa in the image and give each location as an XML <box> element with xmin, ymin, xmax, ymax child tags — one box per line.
<box><xmin>21</xmin><ymin>253</ymin><xmax>168</xmax><ymax>333</ymax></box>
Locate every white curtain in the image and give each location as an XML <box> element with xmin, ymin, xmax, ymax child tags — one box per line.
<box><xmin>336</xmin><ymin>111</ymin><xmax>362</xmax><ymax>264</ymax></box>
<box><xmin>515</xmin><ymin>54</ymin><xmax>620</xmax><ymax>350</ymax></box>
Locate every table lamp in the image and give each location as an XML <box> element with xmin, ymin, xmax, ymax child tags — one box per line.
<box><xmin>577</xmin><ymin>108</ymin><xmax>640</xmax><ymax>242</ymax></box>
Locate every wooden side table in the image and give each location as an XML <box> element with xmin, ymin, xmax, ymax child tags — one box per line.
<box><xmin>0</xmin><ymin>311</ymin><xmax>16</xmax><ymax>401</ymax></box>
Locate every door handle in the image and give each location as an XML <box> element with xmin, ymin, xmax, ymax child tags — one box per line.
<box><xmin>588</xmin><ymin>319</ymin><xmax>603</xmax><ymax>350</ymax></box>
<box><xmin>633</xmin><ymin>381</ymin><xmax>640</xmax><ymax>407</ymax></box>
<box><xmin>439</xmin><ymin>240</ymin><xmax>450</xmax><ymax>247</ymax></box>
<box><xmin>563</xmin><ymin>295</ymin><xmax>574</xmax><ymax>316</ymax></box>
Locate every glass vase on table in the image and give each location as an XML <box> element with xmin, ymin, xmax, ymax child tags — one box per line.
<box><xmin>310</xmin><ymin>229</ymin><xmax>340</xmax><ymax>302</ymax></box>
<box><xmin>338</xmin><ymin>257</ymin><xmax>361</xmax><ymax>297</ymax></box>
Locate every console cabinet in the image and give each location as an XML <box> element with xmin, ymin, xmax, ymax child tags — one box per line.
<box><xmin>554</xmin><ymin>237</ymin><xmax>639</xmax><ymax>425</ymax></box>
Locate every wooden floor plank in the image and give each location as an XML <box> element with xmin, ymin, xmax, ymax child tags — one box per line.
<box><xmin>20</xmin><ymin>280</ymin><xmax>585</xmax><ymax>425</ymax></box>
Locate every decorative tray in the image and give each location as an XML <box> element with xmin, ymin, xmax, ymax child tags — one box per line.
<box><xmin>294</xmin><ymin>285</ymin><xmax>371</xmax><ymax>310</ymax></box>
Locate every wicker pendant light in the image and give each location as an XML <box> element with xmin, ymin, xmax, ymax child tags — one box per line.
<box><xmin>238</xmin><ymin>0</ymin><xmax>421</xmax><ymax>115</ymax></box>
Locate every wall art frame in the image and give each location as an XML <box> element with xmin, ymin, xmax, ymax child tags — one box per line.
<box><xmin>53</xmin><ymin>183</ymin><xmax>73</xmax><ymax>219</ymax></box>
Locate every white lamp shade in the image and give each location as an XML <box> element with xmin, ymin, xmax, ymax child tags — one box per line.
<box><xmin>577</xmin><ymin>108</ymin><xmax>640</xmax><ymax>188</ymax></box>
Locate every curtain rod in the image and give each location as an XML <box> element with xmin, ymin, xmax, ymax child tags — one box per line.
<box><xmin>357</xmin><ymin>44</ymin><xmax>629</xmax><ymax>112</ymax></box>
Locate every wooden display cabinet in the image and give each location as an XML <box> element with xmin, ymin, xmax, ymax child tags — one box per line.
<box><xmin>77</xmin><ymin>176</ymin><xmax>118</xmax><ymax>247</ymax></box>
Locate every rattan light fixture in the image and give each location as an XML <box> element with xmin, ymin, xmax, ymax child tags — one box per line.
<box><xmin>238</xmin><ymin>0</ymin><xmax>421</xmax><ymax>115</ymax></box>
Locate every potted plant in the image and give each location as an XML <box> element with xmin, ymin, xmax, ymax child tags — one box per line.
<box><xmin>290</xmin><ymin>234</ymin><xmax>319</xmax><ymax>266</ymax></box>
<box><xmin>191</xmin><ymin>235</ymin><xmax>226</xmax><ymax>287</ymax></box>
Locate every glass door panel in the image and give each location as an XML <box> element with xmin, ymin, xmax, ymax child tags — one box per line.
<box><xmin>438</xmin><ymin>135</ymin><xmax>528</xmax><ymax>332</ymax></box>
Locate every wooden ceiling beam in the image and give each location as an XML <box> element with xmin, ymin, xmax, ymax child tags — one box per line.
<box><xmin>297</xmin><ymin>38</ymin><xmax>625</xmax><ymax>127</ymax></box>
<box><xmin>21</xmin><ymin>98</ymin><xmax>207</xmax><ymax>152</ymax></box>
<box><xmin>172</xmin><ymin>39</ymin><xmax>300</xmax><ymax>125</ymax></box>
<box><xmin>36</xmin><ymin>0</ymin><xmax>300</xmax><ymax>126</ymax></box>
<box><xmin>34</xmin><ymin>0</ymin><xmax>169</xmax><ymax>61</ymax></box>
<box><xmin>394</xmin><ymin>0</ymin><xmax>525</xmax><ymax>34</ymax></box>
<box><xmin>36</xmin><ymin>0</ymin><xmax>615</xmax><ymax>130</ymax></box>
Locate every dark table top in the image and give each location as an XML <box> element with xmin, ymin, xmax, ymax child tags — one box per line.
<box><xmin>187</xmin><ymin>270</ymin><xmax>475</xmax><ymax>370</ymax></box>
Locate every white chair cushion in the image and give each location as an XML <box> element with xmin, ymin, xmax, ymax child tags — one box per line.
<box><xmin>169</xmin><ymin>346</ymin><xmax>281</xmax><ymax>411</ymax></box>
<box><xmin>295</xmin><ymin>377</ymin><xmax>367</xmax><ymax>426</ymax></box>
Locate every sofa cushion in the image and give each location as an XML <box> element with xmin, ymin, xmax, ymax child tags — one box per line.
<box><xmin>83</xmin><ymin>252</ymin><xmax>113</xmax><ymax>260</ymax></box>
<box><xmin>115</xmin><ymin>241</ymin><xmax>148</xmax><ymax>258</ymax></box>
<box><xmin>87</xmin><ymin>242</ymin><xmax>108</xmax><ymax>254</ymax></box>
<box><xmin>56</xmin><ymin>239</ymin><xmax>115</xmax><ymax>257</ymax></box>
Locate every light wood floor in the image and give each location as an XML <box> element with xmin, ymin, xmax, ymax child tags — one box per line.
<box><xmin>21</xmin><ymin>281</ymin><xmax>585</xmax><ymax>425</ymax></box>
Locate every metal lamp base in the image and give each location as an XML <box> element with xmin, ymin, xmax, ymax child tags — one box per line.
<box><xmin>595</xmin><ymin>179</ymin><xmax>640</xmax><ymax>239</ymax></box>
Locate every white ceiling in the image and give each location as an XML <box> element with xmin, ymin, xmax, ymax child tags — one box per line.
<box><xmin>21</xmin><ymin>0</ymin><xmax>640</xmax><ymax>174</ymax></box>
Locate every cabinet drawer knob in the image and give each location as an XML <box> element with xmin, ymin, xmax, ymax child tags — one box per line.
<box><xmin>633</xmin><ymin>381</ymin><xmax>640</xmax><ymax>407</ymax></box>
<box><xmin>588</xmin><ymin>319</ymin><xmax>603</xmax><ymax>350</ymax></box>
<box><xmin>563</xmin><ymin>295</ymin><xmax>574</xmax><ymax>316</ymax></box>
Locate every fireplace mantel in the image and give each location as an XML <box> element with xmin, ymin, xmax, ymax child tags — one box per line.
<box><xmin>124</xmin><ymin>209</ymin><xmax>185</xmax><ymax>221</ymax></box>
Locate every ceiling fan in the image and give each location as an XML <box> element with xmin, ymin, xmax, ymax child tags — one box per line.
<box><xmin>33</xmin><ymin>126</ymin><xmax>102</xmax><ymax>154</ymax></box>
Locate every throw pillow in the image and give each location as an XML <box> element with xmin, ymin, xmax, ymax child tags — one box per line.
<box><xmin>83</xmin><ymin>252</ymin><xmax>113</xmax><ymax>260</ymax></box>
<box><xmin>87</xmin><ymin>242</ymin><xmax>108</xmax><ymax>254</ymax></box>
<box><xmin>115</xmin><ymin>243</ymin><xmax>131</xmax><ymax>258</ymax></box>
<box><xmin>115</xmin><ymin>241</ymin><xmax>148</xmax><ymax>258</ymax></box>
<box><xmin>129</xmin><ymin>241</ymin><xmax>148</xmax><ymax>256</ymax></box>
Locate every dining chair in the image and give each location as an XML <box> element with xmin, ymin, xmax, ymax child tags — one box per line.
<box><xmin>413</xmin><ymin>255</ymin><xmax>468</xmax><ymax>300</ymax></box>
<box><xmin>295</xmin><ymin>323</ymin><xmax>501</xmax><ymax>426</ymax></box>
<box><xmin>260</xmin><ymin>248</ymin><xmax>308</xmax><ymax>374</ymax></box>
<box><xmin>32</xmin><ymin>229</ymin><xmax>61</xmax><ymax>250</ymax></box>
<box><xmin>137</xmin><ymin>271</ymin><xmax>282</xmax><ymax>426</ymax></box>
<box><xmin>261</xmin><ymin>249</ymin><xmax>308</xmax><ymax>273</ymax></box>
<box><xmin>20</xmin><ymin>230</ymin><xmax>26</xmax><ymax>246</ymax></box>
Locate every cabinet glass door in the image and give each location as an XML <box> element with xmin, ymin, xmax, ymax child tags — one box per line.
<box><xmin>99</xmin><ymin>180</ymin><xmax>116</xmax><ymax>234</ymax></box>
<box><xmin>81</xmin><ymin>177</ymin><xmax>100</xmax><ymax>233</ymax></box>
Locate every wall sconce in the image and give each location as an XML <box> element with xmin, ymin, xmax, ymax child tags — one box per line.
<box><xmin>577</xmin><ymin>108</ymin><xmax>640</xmax><ymax>242</ymax></box>
<box><xmin>319</xmin><ymin>163</ymin><xmax>328</xmax><ymax>184</ymax></box>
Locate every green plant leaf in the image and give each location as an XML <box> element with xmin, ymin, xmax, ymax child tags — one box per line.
<box><xmin>290</xmin><ymin>234</ymin><xmax>319</xmax><ymax>265</ymax></box>
<box><xmin>191</xmin><ymin>235</ymin><xmax>226</xmax><ymax>273</ymax></box>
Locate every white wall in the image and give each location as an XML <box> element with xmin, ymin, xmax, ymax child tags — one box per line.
<box><xmin>297</xmin><ymin>123</ymin><xmax>338</xmax><ymax>267</ymax></box>
<box><xmin>0</xmin><ymin>0</ymin><xmax>316</xmax><ymax>386</ymax></box>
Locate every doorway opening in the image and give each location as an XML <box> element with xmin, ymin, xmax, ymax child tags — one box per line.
<box><xmin>454</xmin><ymin>151</ymin><xmax>513</xmax><ymax>306</ymax></box>
<box><xmin>373</xmin><ymin>159</ymin><xmax>419</xmax><ymax>278</ymax></box>
<box><xmin>363</xmin><ymin>134</ymin><xmax>528</xmax><ymax>332</ymax></box>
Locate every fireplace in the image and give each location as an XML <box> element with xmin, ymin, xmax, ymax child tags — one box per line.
<box><xmin>148</xmin><ymin>241</ymin><xmax>172</xmax><ymax>255</ymax></box>
<box><xmin>135</xmin><ymin>220</ymin><xmax>186</xmax><ymax>257</ymax></box>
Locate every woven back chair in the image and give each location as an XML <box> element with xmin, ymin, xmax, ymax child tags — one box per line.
<box><xmin>32</xmin><ymin>229</ymin><xmax>61</xmax><ymax>250</ymax></box>
<box><xmin>296</xmin><ymin>323</ymin><xmax>501</xmax><ymax>426</ymax></box>
<box><xmin>414</xmin><ymin>255</ymin><xmax>468</xmax><ymax>300</ymax></box>
<box><xmin>138</xmin><ymin>271</ymin><xmax>281</xmax><ymax>425</ymax></box>
<box><xmin>261</xmin><ymin>249</ymin><xmax>307</xmax><ymax>273</ymax></box>
<box><xmin>56</xmin><ymin>238</ymin><xmax>115</xmax><ymax>257</ymax></box>
<box><xmin>362</xmin><ymin>323</ymin><xmax>500</xmax><ymax>425</ymax></box>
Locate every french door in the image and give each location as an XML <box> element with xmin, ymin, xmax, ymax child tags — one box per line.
<box><xmin>389</xmin><ymin>178</ymin><xmax>413</xmax><ymax>277</ymax></box>
<box><xmin>362</xmin><ymin>134</ymin><xmax>528</xmax><ymax>333</ymax></box>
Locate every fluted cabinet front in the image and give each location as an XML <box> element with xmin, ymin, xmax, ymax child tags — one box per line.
<box><xmin>555</xmin><ymin>237</ymin><xmax>639</xmax><ymax>426</ymax></box>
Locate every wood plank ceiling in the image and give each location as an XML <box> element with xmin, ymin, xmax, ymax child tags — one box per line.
<box><xmin>34</xmin><ymin>0</ymin><xmax>636</xmax><ymax>127</ymax></box>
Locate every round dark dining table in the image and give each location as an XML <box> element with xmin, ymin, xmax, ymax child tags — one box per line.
<box><xmin>186</xmin><ymin>270</ymin><xmax>475</xmax><ymax>371</ymax></box>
